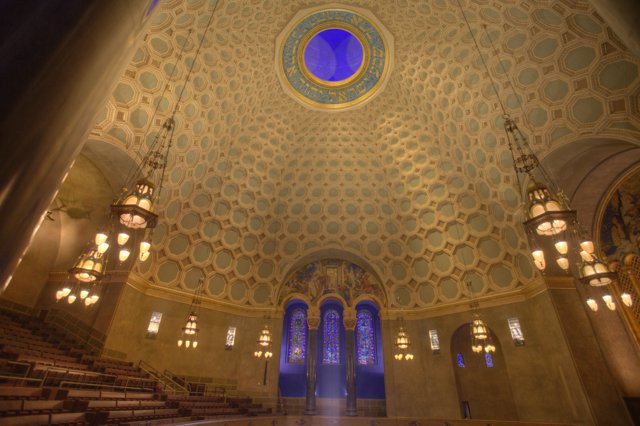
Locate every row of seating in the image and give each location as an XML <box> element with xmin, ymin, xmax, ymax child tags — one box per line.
<box><xmin>0</xmin><ymin>308</ymin><xmax>271</xmax><ymax>425</ymax></box>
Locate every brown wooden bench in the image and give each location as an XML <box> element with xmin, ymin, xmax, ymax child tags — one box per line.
<box><xmin>0</xmin><ymin>386</ymin><xmax>42</xmax><ymax>400</ymax></box>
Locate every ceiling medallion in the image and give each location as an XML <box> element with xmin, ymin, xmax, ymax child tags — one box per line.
<box><xmin>276</xmin><ymin>5</ymin><xmax>394</xmax><ymax>110</ymax></box>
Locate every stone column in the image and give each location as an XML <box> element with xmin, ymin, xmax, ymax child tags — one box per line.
<box><xmin>344</xmin><ymin>308</ymin><xmax>357</xmax><ymax>416</ymax></box>
<box><xmin>588</xmin><ymin>0</ymin><xmax>640</xmax><ymax>58</ymax></box>
<box><xmin>304</xmin><ymin>308</ymin><xmax>320</xmax><ymax>415</ymax></box>
<box><xmin>0</xmin><ymin>0</ymin><xmax>152</xmax><ymax>292</ymax></box>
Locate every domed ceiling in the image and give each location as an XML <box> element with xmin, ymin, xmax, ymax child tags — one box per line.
<box><xmin>87</xmin><ymin>0</ymin><xmax>640</xmax><ymax>312</ymax></box>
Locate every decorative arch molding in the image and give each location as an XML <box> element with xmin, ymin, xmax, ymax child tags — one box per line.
<box><xmin>538</xmin><ymin>137</ymin><xmax>640</xmax><ymax>233</ymax></box>
<box><xmin>276</xmin><ymin>248</ymin><xmax>387</xmax><ymax>308</ymax></box>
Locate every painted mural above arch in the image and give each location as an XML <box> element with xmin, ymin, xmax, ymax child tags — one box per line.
<box><xmin>597</xmin><ymin>165</ymin><xmax>640</xmax><ymax>260</ymax></box>
<box><xmin>277</xmin><ymin>259</ymin><xmax>385</xmax><ymax>307</ymax></box>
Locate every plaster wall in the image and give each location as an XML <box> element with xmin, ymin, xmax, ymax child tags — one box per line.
<box><xmin>103</xmin><ymin>284</ymin><xmax>596</xmax><ymax>424</ymax></box>
<box><xmin>381</xmin><ymin>291</ymin><xmax>592</xmax><ymax>424</ymax></box>
<box><xmin>104</xmin><ymin>285</ymin><xmax>282</xmax><ymax>397</ymax></box>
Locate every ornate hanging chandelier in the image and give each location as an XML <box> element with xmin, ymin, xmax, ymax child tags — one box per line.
<box><xmin>178</xmin><ymin>279</ymin><xmax>204</xmax><ymax>349</ymax></box>
<box><xmin>456</xmin><ymin>0</ymin><xmax>617</xmax><ymax>312</ymax></box>
<box><xmin>470</xmin><ymin>315</ymin><xmax>496</xmax><ymax>354</ymax></box>
<box><xmin>393</xmin><ymin>322</ymin><xmax>414</xmax><ymax>361</ymax></box>
<box><xmin>55</xmin><ymin>3</ymin><xmax>219</xmax><ymax>306</ymax></box>
<box><xmin>254</xmin><ymin>325</ymin><xmax>273</xmax><ymax>358</ymax></box>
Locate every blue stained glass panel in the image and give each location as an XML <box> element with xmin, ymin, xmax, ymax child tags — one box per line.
<box><xmin>287</xmin><ymin>308</ymin><xmax>307</xmax><ymax>364</ymax></box>
<box><xmin>322</xmin><ymin>309</ymin><xmax>340</xmax><ymax>364</ymax></box>
<box><xmin>485</xmin><ymin>352</ymin><xmax>494</xmax><ymax>368</ymax></box>
<box><xmin>457</xmin><ymin>353</ymin><xmax>465</xmax><ymax>368</ymax></box>
<box><xmin>356</xmin><ymin>310</ymin><xmax>376</xmax><ymax>365</ymax></box>
<box><xmin>304</xmin><ymin>29</ymin><xmax>364</xmax><ymax>82</ymax></box>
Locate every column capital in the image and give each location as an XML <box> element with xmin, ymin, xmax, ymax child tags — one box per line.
<box><xmin>343</xmin><ymin>308</ymin><xmax>357</xmax><ymax>330</ymax></box>
<box><xmin>307</xmin><ymin>306</ymin><xmax>320</xmax><ymax>330</ymax></box>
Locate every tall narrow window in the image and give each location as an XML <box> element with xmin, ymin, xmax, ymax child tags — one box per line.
<box><xmin>485</xmin><ymin>352</ymin><xmax>494</xmax><ymax>368</ymax></box>
<box><xmin>145</xmin><ymin>312</ymin><xmax>162</xmax><ymax>339</ymax></box>
<box><xmin>225</xmin><ymin>326</ymin><xmax>236</xmax><ymax>350</ymax></box>
<box><xmin>508</xmin><ymin>318</ymin><xmax>525</xmax><ymax>346</ymax></box>
<box><xmin>287</xmin><ymin>308</ymin><xmax>307</xmax><ymax>364</ymax></box>
<box><xmin>356</xmin><ymin>309</ymin><xmax>376</xmax><ymax>365</ymax></box>
<box><xmin>428</xmin><ymin>329</ymin><xmax>440</xmax><ymax>354</ymax></box>
<box><xmin>322</xmin><ymin>309</ymin><xmax>340</xmax><ymax>364</ymax></box>
<box><xmin>457</xmin><ymin>353</ymin><xmax>465</xmax><ymax>368</ymax></box>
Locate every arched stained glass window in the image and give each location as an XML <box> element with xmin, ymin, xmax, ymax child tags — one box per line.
<box><xmin>356</xmin><ymin>309</ymin><xmax>376</xmax><ymax>365</ymax></box>
<box><xmin>322</xmin><ymin>309</ymin><xmax>340</xmax><ymax>364</ymax></box>
<box><xmin>287</xmin><ymin>308</ymin><xmax>307</xmax><ymax>364</ymax></box>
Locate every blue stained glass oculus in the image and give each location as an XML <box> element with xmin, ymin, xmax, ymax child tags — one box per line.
<box><xmin>287</xmin><ymin>308</ymin><xmax>307</xmax><ymax>364</ymax></box>
<box><xmin>356</xmin><ymin>310</ymin><xmax>376</xmax><ymax>365</ymax></box>
<box><xmin>304</xmin><ymin>29</ymin><xmax>364</xmax><ymax>82</ymax></box>
<box><xmin>322</xmin><ymin>309</ymin><xmax>341</xmax><ymax>364</ymax></box>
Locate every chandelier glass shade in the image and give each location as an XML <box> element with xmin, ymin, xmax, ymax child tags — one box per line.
<box><xmin>525</xmin><ymin>185</ymin><xmax>570</xmax><ymax>236</ymax></box>
<box><xmin>69</xmin><ymin>247</ymin><xmax>105</xmax><ymax>283</ymax></box>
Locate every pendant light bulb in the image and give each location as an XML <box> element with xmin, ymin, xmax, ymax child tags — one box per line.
<box><xmin>80</xmin><ymin>289</ymin><xmax>89</xmax><ymax>299</ymax></box>
<box><xmin>580</xmin><ymin>240</ymin><xmax>595</xmax><ymax>254</ymax></box>
<box><xmin>95</xmin><ymin>232</ymin><xmax>108</xmax><ymax>246</ymax></box>
<box><xmin>586</xmin><ymin>298</ymin><xmax>598</xmax><ymax>312</ymax></box>
<box><xmin>67</xmin><ymin>294</ymin><xmax>77</xmax><ymax>304</ymax></box>
<box><xmin>117</xmin><ymin>232</ymin><xmax>130</xmax><ymax>246</ymax></box>
<box><xmin>139</xmin><ymin>251</ymin><xmax>151</xmax><ymax>262</ymax></box>
<box><xmin>554</xmin><ymin>241</ymin><xmax>568</xmax><ymax>255</ymax></box>
<box><xmin>97</xmin><ymin>242</ymin><xmax>109</xmax><ymax>254</ymax></box>
<box><xmin>621</xmin><ymin>292</ymin><xmax>633</xmax><ymax>307</ymax></box>
<box><xmin>580</xmin><ymin>250</ymin><xmax>594</xmax><ymax>262</ymax></box>
<box><xmin>140</xmin><ymin>241</ymin><xmax>151</xmax><ymax>253</ymax></box>
<box><xmin>119</xmin><ymin>249</ymin><xmax>131</xmax><ymax>262</ymax></box>
<box><xmin>556</xmin><ymin>257</ymin><xmax>569</xmax><ymax>270</ymax></box>
<box><xmin>531</xmin><ymin>250</ymin><xmax>546</xmax><ymax>270</ymax></box>
<box><xmin>602</xmin><ymin>294</ymin><xmax>615</xmax><ymax>310</ymax></box>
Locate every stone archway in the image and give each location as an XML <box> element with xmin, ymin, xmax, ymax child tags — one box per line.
<box><xmin>450</xmin><ymin>323</ymin><xmax>516</xmax><ymax>420</ymax></box>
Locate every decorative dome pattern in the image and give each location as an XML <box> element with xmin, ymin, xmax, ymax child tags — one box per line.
<box><xmin>88</xmin><ymin>0</ymin><xmax>640</xmax><ymax>312</ymax></box>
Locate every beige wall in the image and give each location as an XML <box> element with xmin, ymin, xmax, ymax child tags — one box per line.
<box><xmin>102</xmin><ymin>284</ymin><xmax>599</xmax><ymax>423</ymax></box>
<box><xmin>382</xmin><ymin>292</ymin><xmax>592</xmax><ymax>424</ymax></box>
<box><xmin>104</xmin><ymin>285</ymin><xmax>282</xmax><ymax>396</ymax></box>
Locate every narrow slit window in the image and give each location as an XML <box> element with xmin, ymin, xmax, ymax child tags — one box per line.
<box><xmin>508</xmin><ymin>318</ymin><xmax>525</xmax><ymax>346</ymax></box>
<box><xmin>428</xmin><ymin>329</ymin><xmax>440</xmax><ymax>354</ymax></box>
<box><xmin>485</xmin><ymin>352</ymin><xmax>494</xmax><ymax>368</ymax></box>
<box><xmin>146</xmin><ymin>312</ymin><xmax>162</xmax><ymax>339</ymax></box>
<box><xmin>225</xmin><ymin>326</ymin><xmax>236</xmax><ymax>350</ymax></box>
<box><xmin>457</xmin><ymin>353</ymin><xmax>465</xmax><ymax>368</ymax></box>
